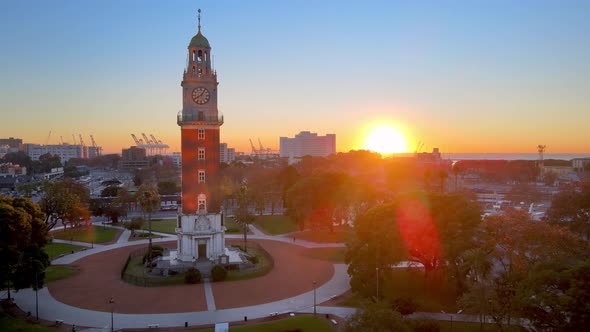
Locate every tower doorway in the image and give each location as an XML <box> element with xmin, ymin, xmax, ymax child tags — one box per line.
<box><xmin>198</xmin><ymin>243</ymin><xmax>207</xmax><ymax>260</ymax></box>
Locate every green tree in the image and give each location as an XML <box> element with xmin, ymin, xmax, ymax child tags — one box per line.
<box><xmin>100</xmin><ymin>186</ymin><xmax>120</xmax><ymax>197</ymax></box>
<box><xmin>125</xmin><ymin>217</ymin><xmax>144</xmax><ymax>236</ymax></box>
<box><xmin>460</xmin><ymin>208</ymin><xmax>587</xmax><ymax>330</ymax></box>
<box><xmin>0</xmin><ymin>196</ymin><xmax>49</xmax><ymax>300</ymax></box>
<box><xmin>346</xmin><ymin>192</ymin><xmax>481</xmax><ymax>299</ymax></box>
<box><xmin>285</xmin><ymin>172</ymin><xmax>352</xmax><ymax>231</ymax></box>
<box><xmin>234</xmin><ymin>184</ymin><xmax>254</xmax><ymax>253</ymax></box>
<box><xmin>137</xmin><ymin>184</ymin><xmax>160</xmax><ymax>261</ymax></box>
<box><xmin>39</xmin><ymin>179</ymin><xmax>89</xmax><ymax>230</ymax></box>
<box><xmin>158</xmin><ymin>181</ymin><xmax>179</xmax><ymax>195</ymax></box>
<box><xmin>0</xmin><ymin>151</ymin><xmax>32</xmax><ymax>169</ymax></box>
<box><xmin>345</xmin><ymin>301</ymin><xmax>410</xmax><ymax>332</ymax></box>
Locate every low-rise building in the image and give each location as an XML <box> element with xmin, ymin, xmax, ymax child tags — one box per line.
<box><xmin>119</xmin><ymin>146</ymin><xmax>149</xmax><ymax>170</ymax></box>
<box><xmin>572</xmin><ymin>157</ymin><xmax>590</xmax><ymax>171</ymax></box>
<box><xmin>0</xmin><ymin>163</ymin><xmax>26</xmax><ymax>178</ymax></box>
<box><xmin>0</xmin><ymin>137</ymin><xmax>23</xmax><ymax>152</ymax></box>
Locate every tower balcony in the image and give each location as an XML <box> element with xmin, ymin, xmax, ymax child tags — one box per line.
<box><xmin>177</xmin><ymin>110</ymin><xmax>224</xmax><ymax>126</ymax></box>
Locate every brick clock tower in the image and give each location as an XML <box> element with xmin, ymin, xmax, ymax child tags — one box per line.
<box><xmin>176</xmin><ymin>10</ymin><xmax>226</xmax><ymax>263</ymax></box>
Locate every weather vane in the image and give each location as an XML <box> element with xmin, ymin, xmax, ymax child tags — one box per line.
<box><xmin>198</xmin><ymin>9</ymin><xmax>201</xmax><ymax>32</ymax></box>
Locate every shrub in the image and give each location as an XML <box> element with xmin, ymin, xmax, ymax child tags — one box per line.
<box><xmin>211</xmin><ymin>265</ymin><xmax>228</xmax><ymax>282</ymax></box>
<box><xmin>392</xmin><ymin>296</ymin><xmax>418</xmax><ymax>316</ymax></box>
<box><xmin>185</xmin><ymin>268</ymin><xmax>201</xmax><ymax>284</ymax></box>
<box><xmin>409</xmin><ymin>319</ymin><xmax>440</xmax><ymax>332</ymax></box>
<box><xmin>142</xmin><ymin>245</ymin><xmax>164</xmax><ymax>263</ymax></box>
<box><xmin>247</xmin><ymin>255</ymin><xmax>259</xmax><ymax>264</ymax></box>
<box><xmin>126</xmin><ymin>217</ymin><xmax>144</xmax><ymax>231</ymax></box>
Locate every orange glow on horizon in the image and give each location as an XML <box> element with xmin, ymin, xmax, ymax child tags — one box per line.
<box><xmin>362</xmin><ymin>123</ymin><xmax>411</xmax><ymax>155</ymax></box>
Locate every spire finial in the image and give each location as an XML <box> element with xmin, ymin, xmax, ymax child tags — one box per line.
<box><xmin>197</xmin><ymin>9</ymin><xmax>201</xmax><ymax>32</ymax></box>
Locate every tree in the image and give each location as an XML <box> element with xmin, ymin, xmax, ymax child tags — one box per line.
<box><xmin>35</xmin><ymin>153</ymin><xmax>62</xmax><ymax>174</ymax></box>
<box><xmin>458</xmin><ymin>248</ymin><xmax>492</xmax><ymax>327</ymax></box>
<box><xmin>516</xmin><ymin>260</ymin><xmax>590</xmax><ymax>331</ymax></box>
<box><xmin>285</xmin><ymin>172</ymin><xmax>353</xmax><ymax>231</ymax></box>
<box><xmin>346</xmin><ymin>192</ymin><xmax>481</xmax><ymax>299</ymax></box>
<box><xmin>459</xmin><ymin>208</ymin><xmax>588</xmax><ymax>330</ymax></box>
<box><xmin>234</xmin><ymin>184</ymin><xmax>254</xmax><ymax>253</ymax></box>
<box><xmin>39</xmin><ymin>179</ymin><xmax>89</xmax><ymax>230</ymax></box>
<box><xmin>158</xmin><ymin>181</ymin><xmax>179</xmax><ymax>195</ymax></box>
<box><xmin>100</xmin><ymin>186</ymin><xmax>120</xmax><ymax>197</ymax></box>
<box><xmin>345</xmin><ymin>301</ymin><xmax>410</xmax><ymax>332</ymax></box>
<box><xmin>0</xmin><ymin>151</ymin><xmax>32</xmax><ymax>170</ymax></box>
<box><xmin>137</xmin><ymin>184</ymin><xmax>160</xmax><ymax>261</ymax></box>
<box><xmin>125</xmin><ymin>217</ymin><xmax>144</xmax><ymax>236</ymax></box>
<box><xmin>545</xmin><ymin>187</ymin><xmax>590</xmax><ymax>239</ymax></box>
<box><xmin>0</xmin><ymin>196</ymin><xmax>49</xmax><ymax>300</ymax></box>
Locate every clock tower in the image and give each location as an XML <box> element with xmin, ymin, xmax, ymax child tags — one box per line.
<box><xmin>176</xmin><ymin>9</ymin><xmax>225</xmax><ymax>263</ymax></box>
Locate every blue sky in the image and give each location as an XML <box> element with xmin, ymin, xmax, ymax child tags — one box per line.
<box><xmin>1</xmin><ymin>0</ymin><xmax>589</xmax><ymax>153</ymax></box>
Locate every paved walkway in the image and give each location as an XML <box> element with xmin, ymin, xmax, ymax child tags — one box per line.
<box><xmin>203</xmin><ymin>281</ymin><xmax>216</xmax><ymax>311</ymax></box>
<box><xmin>12</xmin><ymin>224</ymin><xmax>351</xmax><ymax>329</ymax></box>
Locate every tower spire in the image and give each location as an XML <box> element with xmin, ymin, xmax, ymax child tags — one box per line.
<box><xmin>198</xmin><ymin>8</ymin><xmax>201</xmax><ymax>32</ymax></box>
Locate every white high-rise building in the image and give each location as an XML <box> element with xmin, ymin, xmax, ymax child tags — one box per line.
<box><xmin>279</xmin><ymin>131</ymin><xmax>336</xmax><ymax>158</ymax></box>
<box><xmin>219</xmin><ymin>143</ymin><xmax>235</xmax><ymax>164</ymax></box>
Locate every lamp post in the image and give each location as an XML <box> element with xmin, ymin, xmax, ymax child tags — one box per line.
<box><xmin>109</xmin><ymin>297</ymin><xmax>115</xmax><ymax>332</ymax></box>
<box><xmin>313</xmin><ymin>281</ymin><xmax>317</xmax><ymax>317</ymax></box>
<box><xmin>376</xmin><ymin>267</ymin><xmax>380</xmax><ymax>300</ymax></box>
<box><xmin>34</xmin><ymin>270</ymin><xmax>39</xmax><ymax>321</ymax></box>
<box><xmin>441</xmin><ymin>309</ymin><xmax>462</xmax><ymax>332</ymax></box>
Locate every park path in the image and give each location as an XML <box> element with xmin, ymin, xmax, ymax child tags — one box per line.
<box><xmin>12</xmin><ymin>222</ymin><xmax>351</xmax><ymax>329</ymax></box>
<box><xmin>14</xmin><ymin>222</ymin><xmax>531</xmax><ymax>330</ymax></box>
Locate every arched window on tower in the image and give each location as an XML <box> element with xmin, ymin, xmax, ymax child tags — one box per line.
<box><xmin>192</xmin><ymin>51</ymin><xmax>196</xmax><ymax>62</ymax></box>
<box><xmin>192</xmin><ymin>66</ymin><xmax>195</xmax><ymax>75</ymax></box>
<box><xmin>204</xmin><ymin>52</ymin><xmax>208</xmax><ymax>62</ymax></box>
<box><xmin>197</xmin><ymin>50</ymin><xmax>203</xmax><ymax>63</ymax></box>
<box><xmin>198</xmin><ymin>193</ymin><xmax>207</xmax><ymax>212</ymax></box>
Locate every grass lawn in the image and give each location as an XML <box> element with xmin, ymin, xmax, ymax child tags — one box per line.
<box><xmin>43</xmin><ymin>243</ymin><xmax>85</xmax><ymax>260</ymax></box>
<box><xmin>302</xmin><ymin>247</ymin><xmax>346</xmax><ymax>263</ymax></box>
<box><xmin>193</xmin><ymin>315</ymin><xmax>334</xmax><ymax>332</ymax></box>
<box><xmin>294</xmin><ymin>227</ymin><xmax>351</xmax><ymax>243</ymax></box>
<box><xmin>384</xmin><ymin>269</ymin><xmax>458</xmax><ymax>312</ymax></box>
<box><xmin>224</xmin><ymin>217</ymin><xmax>242</xmax><ymax>233</ymax></box>
<box><xmin>253</xmin><ymin>215</ymin><xmax>298</xmax><ymax>235</ymax></box>
<box><xmin>45</xmin><ymin>265</ymin><xmax>79</xmax><ymax>282</ymax></box>
<box><xmin>142</xmin><ymin>218</ymin><xmax>177</xmax><ymax>234</ymax></box>
<box><xmin>336</xmin><ymin>269</ymin><xmax>458</xmax><ymax>312</ymax></box>
<box><xmin>0</xmin><ymin>306</ymin><xmax>60</xmax><ymax>332</ymax></box>
<box><xmin>51</xmin><ymin>225</ymin><xmax>119</xmax><ymax>244</ymax></box>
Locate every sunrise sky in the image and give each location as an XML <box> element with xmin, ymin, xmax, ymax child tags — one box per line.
<box><xmin>1</xmin><ymin>1</ymin><xmax>589</xmax><ymax>154</ymax></box>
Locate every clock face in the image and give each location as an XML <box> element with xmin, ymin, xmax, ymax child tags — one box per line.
<box><xmin>192</xmin><ymin>87</ymin><xmax>210</xmax><ymax>105</ymax></box>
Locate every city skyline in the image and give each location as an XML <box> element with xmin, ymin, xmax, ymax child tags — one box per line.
<box><xmin>1</xmin><ymin>1</ymin><xmax>589</xmax><ymax>154</ymax></box>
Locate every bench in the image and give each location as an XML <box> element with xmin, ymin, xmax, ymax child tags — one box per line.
<box><xmin>148</xmin><ymin>324</ymin><xmax>159</xmax><ymax>328</ymax></box>
<box><xmin>55</xmin><ymin>319</ymin><xmax>64</xmax><ymax>326</ymax></box>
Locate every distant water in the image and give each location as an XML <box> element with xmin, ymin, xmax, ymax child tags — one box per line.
<box><xmin>443</xmin><ymin>153</ymin><xmax>590</xmax><ymax>161</ymax></box>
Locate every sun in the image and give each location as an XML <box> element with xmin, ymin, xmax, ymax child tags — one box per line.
<box><xmin>364</xmin><ymin>125</ymin><xmax>409</xmax><ymax>154</ymax></box>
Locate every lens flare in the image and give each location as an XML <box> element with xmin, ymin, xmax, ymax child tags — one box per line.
<box><xmin>364</xmin><ymin>125</ymin><xmax>408</xmax><ymax>154</ymax></box>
